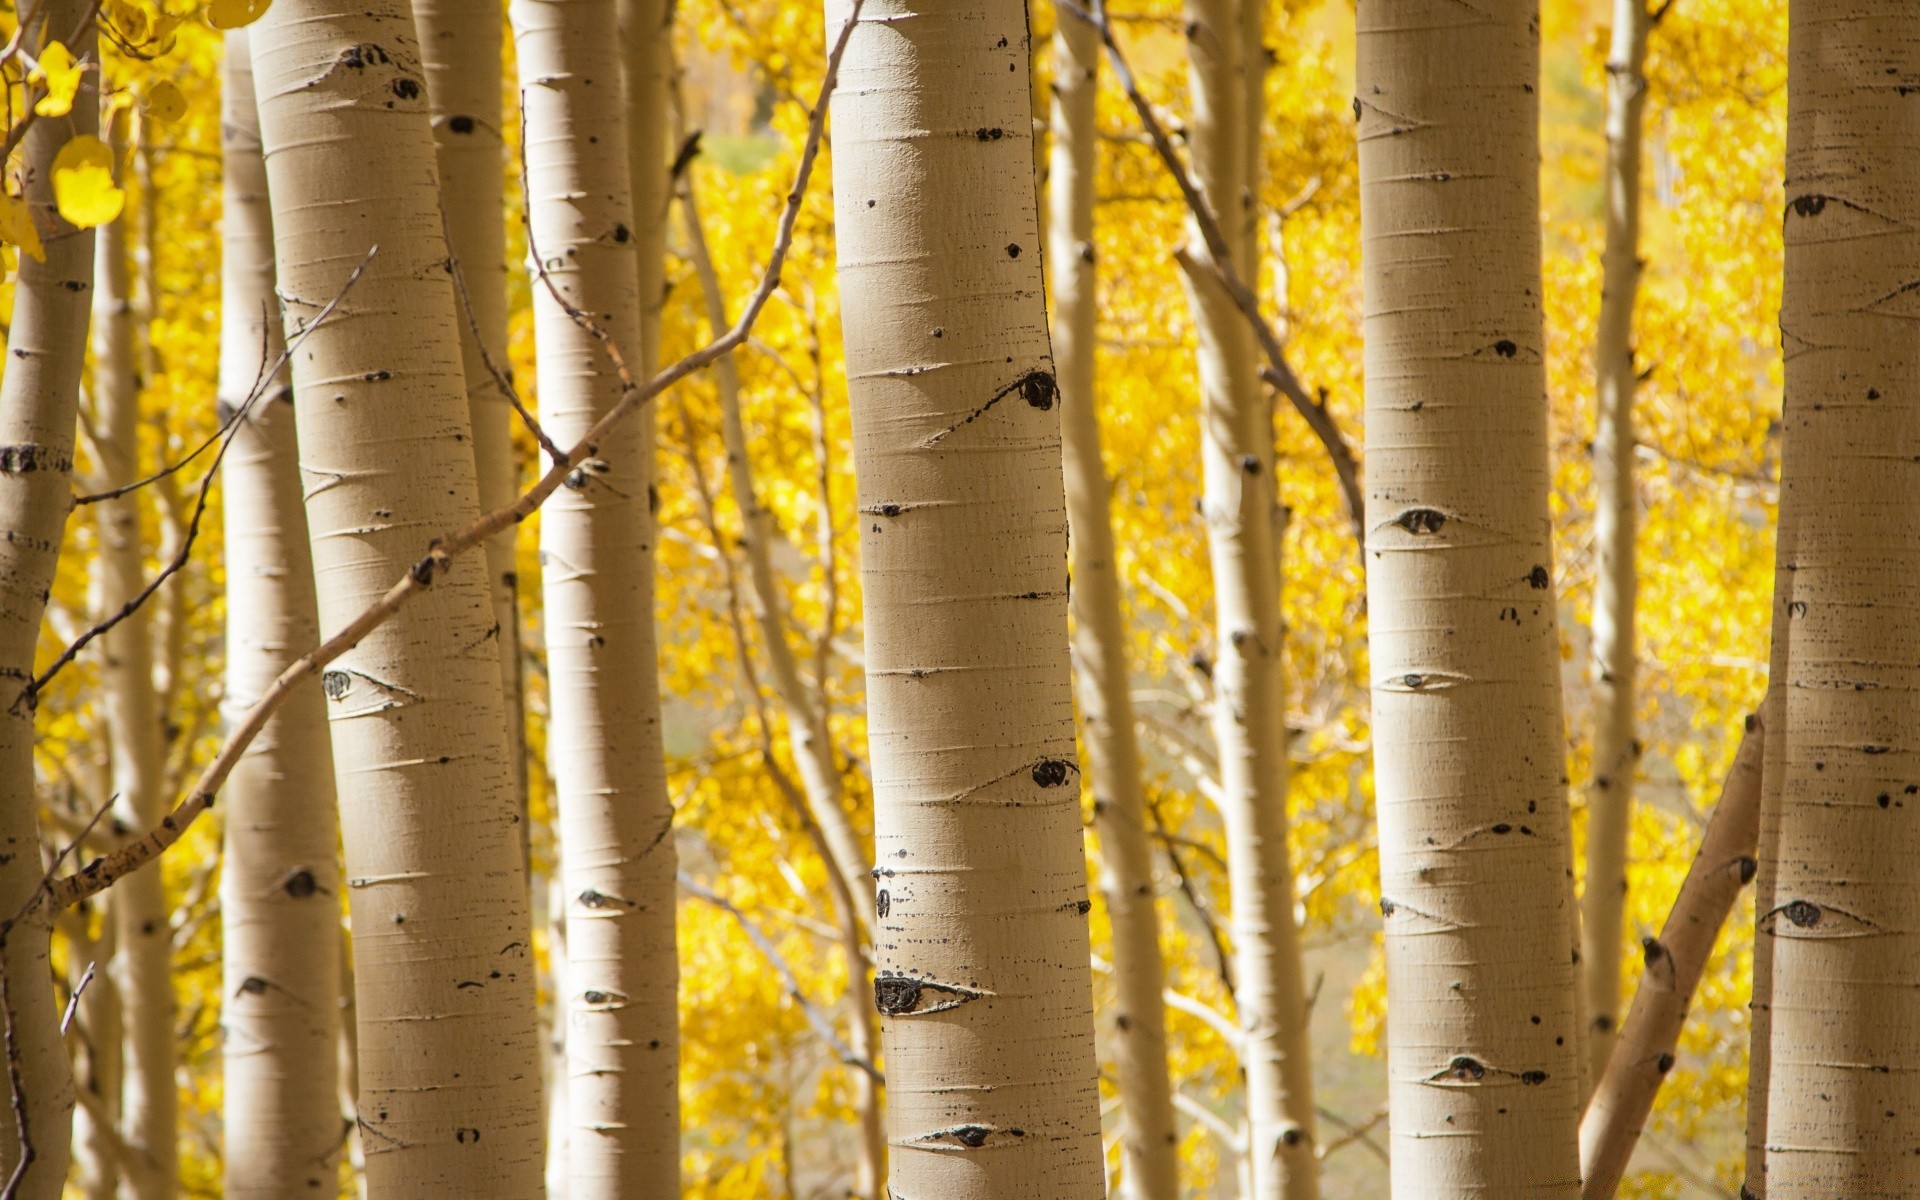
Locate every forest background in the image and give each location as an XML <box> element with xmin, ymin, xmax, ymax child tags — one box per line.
<box><xmin>16</xmin><ymin>0</ymin><xmax>1779</xmax><ymax>1195</ymax></box>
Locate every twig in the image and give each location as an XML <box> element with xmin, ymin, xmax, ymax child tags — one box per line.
<box><xmin>1144</xmin><ymin>793</ymin><xmax>1236</xmax><ymax>997</ymax></box>
<box><xmin>57</xmin><ymin>963</ymin><xmax>92</xmax><ymax>1036</ymax></box>
<box><xmin>440</xmin><ymin>202</ymin><xmax>562</xmax><ymax>465</ymax></box>
<box><xmin>1315</xmin><ymin>1103</ymin><xmax>1388</xmax><ymax>1164</ymax></box>
<box><xmin>45</xmin><ymin>0</ymin><xmax>867</xmax><ymax>911</ymax></box>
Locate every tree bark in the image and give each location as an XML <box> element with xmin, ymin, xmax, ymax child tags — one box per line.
<box><xmin>413</xmin><ymin>0</ymin><xmax>528</xmax><ymax>853</ymax></box>
<box><xmin>0</xmin><ymin>2</ymin><xmax>94</xmax><ymax>1192</ymax></box>
<box><xmin>1582</xmin><ymin>0</ymin><xmax>1652</xmax><ymax>1088</ymax></box>
<box><xmin>1579</xmin><ymin>714</ymin><xmax>1762</xmax><ymax>1199</ymax></box>
<box><xmin>218</xmin><ymin>31</ymin><xmax>346</xmax><ymax>1199</ymax></box>
<box><xmin>1759</xmin><ymin>7</ymin><xmax>1920</xmax><ymax>1191</ymax></box>
<box><xmin>250</xmin><ymin>6</ymin><xmax>545</xmax><ymax>1195</ymax></box>
<box><xmin>1047</xmin><ymin>13</ymin><xmax>1180</xmax><ymax>1200</ymax></box>
<box><xmin>72</xmin><ymin>918</ymin><xmax>122</xmax><ymax>1200</ymax></box>
<box><xmin>512</xmin><ymin>2</ymin><xmax>680</xmax><ymax>1194</ymax></box>
<box><xmin>91</xmin><ymin>117</ymin><xmax>177</xmax><ymax>1200</ymax></box>
<box><xmin>1178</xmin><ymin>0</ymin><xmax>1319</xmax><ymax>1192</ymax></box>
<box><xmin>1357</xmin><ymin>0</ymin><xmax>1584</xmax><ymax>1193</ymax></box>
<box><xmin>824</xmin><ymin>0</ymin><xmax>1106</xmax><ymax>1192</ymax></box>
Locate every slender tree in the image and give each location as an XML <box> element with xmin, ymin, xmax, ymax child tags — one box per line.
<box><xmin>250</xmin><ymin>7</ymin><xmax>545</xmax><ymax>1196</ymax></box>
<box><xmin>1582</xmin><ymin>0</ymin><xmax>1653</xmax><ymax>1084</ymax></box>
<box><xmin>1047</xmin><ymin>12</ymin><xmax>1179</xmax><ymax>1200</ymax></box>
<box><xmin>1760</xmin><ymin>6</ymin><xmax>1920</xmax><ymax>1192</ymax></box>
<box><xmin>512</xmin><ymin>1</ymin><xmax>679</xmax><ymax>1194</ymax></box>
<box><xmin>92</xmin><ymin>112</ymin><xmax>177</xmax><ymax>1200</ymax></box>
<box><xmin>0</xmin><ymin>1</ymin><xmax>96</xmax><ymax>1190</ymax></box>
<box><xmin>1178</xmin><ymin>0</ymin><xmax>1319</xmax><ymax>1190</ymax></box>
<box><xmin>218</xmin><ymin>31</ymin><xmax>346</xmax><ymax>1199</ymax></box>
<box><xmin>825</xmin><ymin>0</ymin><xmax>1105</xmax><ymax>1192</ymax></box>
<box><xmin>1357</xmin><ymin>0</ymin><xmax>1584</xmax><ymax>1193</ymax></box>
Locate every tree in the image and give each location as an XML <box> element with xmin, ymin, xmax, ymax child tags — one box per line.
<box><xmin>1047</xmin><ymin>11</ymin><xmax>1179</xmax><ymax>1200</ymax></box>
<box><xmin>823</xmin><ymin>0</ymin><xmax>1105</xmax><ymax>1191</ymax></box>
<box><xmin>511</xmin><ymin>0</ymin><xmax>680</xmax><ymax>1193</ymax></box>
<box><xmin>1357</xmin><ymin>0</ymin><xmax>1584</xmax><ymax>1192</ymax></box>
<box><xmin>1757</xmin><ymin>5</ymin><xmax>1920</xmax><ymax>1191</ymax></box>
<box><xmin>250</xmin><ymin>7</ymin><xmax>545</xmax><ymax>1195</ymax></box>
<box><xmin>1176</xmin><ymin>0</ymin><xmax>1319</xmax><ymax>1190</ymax></box>
<box><xmin>218</xmin><ymin>30</ymin><xmax>345</xmax><ymax>1199</ymax></box>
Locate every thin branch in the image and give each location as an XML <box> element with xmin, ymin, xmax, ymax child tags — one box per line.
<box><xmin>1145</xmin><ymin>793</ymin><xmax>1236</xmax><ymax>998</ymax></box>
<box><xmin>441</xmin><ymin>203</ymin><xmax>563</xmax><ymax>466</ymax></box>
<box><xmin>1315</xmin><ymin>1103</ymin><xmax>1389</xmax><ymax>1164</ymax></box>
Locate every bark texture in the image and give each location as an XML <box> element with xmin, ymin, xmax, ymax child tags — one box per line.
<box><xmin>0</xmin><ymin>1</ymin><xmax>95</xmax><ymax>1190</ymax></box>
<box><xmin>513</xmin><ymin>2</ymin><xmax>680</xmax><ymax>1194</ymax></box>
<box><xmin>1744</xmin><ymin>522</ymin><xmax>1794</xmax><ymax>1200</ymax></box>
<box><xmin>1357</xmin><ymin>0</ymin><xmax>1584</xmax><ymax>1192</ymax></box>
<box><xmin>1760</xmin><ymin>6</ymin><xmax>1920</xmax><ymax>1191</ymax></box>
<box><xmin>1179</xmin><ymin>0</ymin><xmax>1318</xmax><ymax>1191</ymax></box>
<box><xmin>1047</xmin><ymin>13</ymin><xmax>1179</xmax><ymax>1200</ymax></box>
<box><xmin>251</xmin><ymin>7</ymin><xmax>545</xmax><ymax>1195</ymax></box>
<box><xmin>219</xmin><ymin>31</ymin><xmax>346</xmax><ymax>1199</ymax></box>
<box><xmin>825</xmin><ymin>0</ymin><xmax>1106</xmax><ymax>1192</ymax></box>
<box><xmin>1582</xmin><ymin>0</ymin><xmax>1651</xmax><ymax>1087</ymax></box>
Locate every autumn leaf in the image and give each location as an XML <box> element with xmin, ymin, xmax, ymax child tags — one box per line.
<box><xmin>30</xmin><ymin>41</ymin><xmax>81</xmax><ymax>118</ymax></box>
<box><xmin>51</xmin><ymin>136</ymin><xmax>125</xmax><ymax>229</ymax></box>
<box><xmin>0</xmin><ymin>196</ymin><xmax>44</xmax><ymax>263</ymax></box>
<box><xmin>207</xmin><ymin>0</ymin><xmax>272</xmax><ymax>29</ymax></box>
<box><xmin>145</xmin><ymin>80</ymin><xmax>188</xmax><ymax>124</ymax></box>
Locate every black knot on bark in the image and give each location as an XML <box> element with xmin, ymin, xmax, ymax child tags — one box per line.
<box><xmin>1528</xmin><ymin>564</ymin><xmax>1550</xmax><ymax>589</ymax></box>
<box><xmin>1032</xmin><ymin>759</ymin><xmax>1073</xmax><ymax>787</ymax></box>
<box><xmin>1790</xmin><ymin>193</ymin><xmax>1827</xmax><ymax>217</ymax></box>
<box><xmin>1520</xmin><ymin>1069</ymin><xmax>1548</xmax><ymax>1085</ymax></box>
<box><xmin>322</xmin><ymin>671</ymin><xmax>351</xmax><ymax>701</ymax></box>
<box><xmin>1656</xmin><ymin>1052</ymin><xmax>1675</xmax><ymax>1074</ymax></box>
<box><xmin>874</xmin><ymin>975</ymin><xmax>921</xmax><ymax>1014</ymax></box>
<box><xmin>1443</xmin><ymin>1056</ymin><xmax>1486</xmax><ymax>1081</ymax></box>
<box><xmin>952</xmin><ymin>1126</ymin><xmax>989</xmax><ymax>1148</ymax></box>
<box><xmin>1642</xmin><ymin>936</ymin><xmax>1665</xmax><ymax>965</ymax></box>
<box><xmin>1393</xmin><ymin>508</ymin><xmax>1446</xmax><ymax>535</ymax></box>
<box><xmin>1017</xmin><ymin>369</ymin><xmax>1058</xmax><ymax>410</ymax></box>
<box><xmin>1737</xmin><ymin>856</ymin><xmax>1758</xmax><ymax>884</ymax></box>
<box><xmin>1379</xmin><ymin>896</ymin><xmax>1396</xmax><ymax>917</ymax></box>
<box><xmin>1494</xmin><ymin>339</ymin><xmax>1518</xmax><ymax>358</ymax></box>
<box><xmin>284</xmin><ymin>868</ymin><xmax>318</xmax><ymax>899</ymax></box>
<box><xmin>449</xmin><ymin>114</ymin><xmax>476</xmax><ymax>133</ymax></box>
<box><xmin>1782</xmin><ymin>899</ymin><xmax>1822</xmax><ymax>927</ymax></box>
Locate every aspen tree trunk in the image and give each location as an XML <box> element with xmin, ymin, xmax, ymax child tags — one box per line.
<box><xmin>0</xmin><ymin>2</ymin><xmax>93</xmax><ymax>1191</ymax></box>
<box><xmin>1047</xmin><ymin>14</ymin><xmax>1179</xmax><ymax>1200</ymax></box>
<box><xmin>1582</xmin><ymin>0</ymin><xmax>1651</xmax><ymax>1087</ymax></box>
<box><xmin>218</xmin><ymin>32</ymin><xmax>346</xmax><ymax>1199</ymax></box>
<box><xmin>1760</xmin><ymin>7</ymin><xmax>1920</xmax><ymax>1191</ymax></box>
<box><xmin>251</xmin><ymin>8</ymin><xmax>545</xmax><ymax>1195</ymax></box>
<box><xmin>92</xmin><ymin>148</ymin><xmax>178</xmax><ymax>1200</ymax></box>
<box><xmin>826</xmin><ymin>0</ymin><xmax>1105</xmax><ymax>1192</ymax></box>
<box><xmin>512</xmin><ymin>3</ymin><xmax>679</xmax><ymax>1194</ymax></box>
<box><xmin>73</xmin><ymin>923</ymin><xmax>123</xmax><ymax>1200</ymax></box>
<box><xmin>413</xmin><ymin>0</ymin><xmax>528</xmax><ymax>836</ymax></box>
<box><xmin>619</xmin><ymin>0</ymin><xmax>671</xmax><ymax>375</ymax></box>
<box><xmin>1357</xmin><ymin>0</ymin><xmax>1584</xmax><ymax>1193</ymax></box>
<box><xmin>680</xmin><ymin>185</ymin><xmax>884</xmax><ymax>1197</ymax></box>
<box><xmin>1179</xmin><ymin>0</ymin><xmax>1319</xmax><ymax>1191</ymax></box>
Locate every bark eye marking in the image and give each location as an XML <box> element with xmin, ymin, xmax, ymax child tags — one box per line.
<box><xmin>1494</xmin><ymin>339</ymin><xmax>1518</xmax><ymax>358</ymax></box>
<box><xmin>449</xmin><ymin>115</ymin><xmax>476</xmax><ymax>133</ymax></box>
<box><xmin>391</xmin><ymin>78</ymin><xmax>420</xmax><ymax>100</ymax></box>
<box><xmin>1737</xmin><ymin>856</ymin><xmax>1758</xmax><ymax>884</ymax></box>
<box><xmin>284</xmin><ymin>868</ymin><xmax>319</xmax><ymax>899</ymax></box>
<box><xmin>876</xmin><ymin>889</ymin><xmax>890</xmax><ymax>918</ymax></box>
<box><xmin>1790</xmin><ymin>193</ymin><xmax>1827</xmax><ymax>217</ymax></box>
<box><xmin>1438</xmin><ymin>1056</ymin><xmax>1485</xmax><ymax>1081</ymax></box>
<box><xmin>919</xmin><ymin>370</ymin><xmax>1058</xmax><ymax>446</ymax></box>
<box><xmin>576</xmin><ymin>887</ymin><xmax>634</xmax><ymax>910</ymax></box>
<box><xmin>322</xmin><ymin>671</ymin><xmax>351</xmax><ymax>701</ymax></box>
<box><xmin>454</xmin><ymin>1128</ymin><xmax>481</xmax><ymax>1144</ymax></box>
<box><xmin>1528</xmin><ymin>564</ymin><xmax>1550</xmax><ymax>589</ymax></box>
<box><xmin>1393</xmin><ymin>508</ymin><xmax>1446</xmax><ymax>534</ymax></box>
<box><xmin>917</xmin><ymin>1124</ymin><xmax>1025</xmax><ymax>1150</ymax></box>
<box><xmin>1031</xmin><ymin>759</ymin><xmax>1074</xmax><ymax>787</ymax></box>
<box><xmin>1781</xmin><ymin>899</ymin><xmax>1821</xmax><ymax>927</ymax></box>
<box><xmin>237</xmin><ymin>976</ymin><xmax>269</xmax><ymax>996</ymax></box>
<box><xmin>873</xmin><ymin>973</ymin><xmax>985</xmax><ymax>1016</ymax></box>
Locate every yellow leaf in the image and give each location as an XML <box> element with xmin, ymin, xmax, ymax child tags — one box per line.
<box><xmin>145</xmin><ymin>80</ymin><xmax>187</xmax><ymax>124</ymax></box>
<box><xmin>51</xmin><ymin>136</ymin><xmax>124</xmax><ymax>229</ymax></box>
<box><xmin>106</xmin><ymin>0</ymin><xmax>152</xmax><ymax>43</ymax></box>
<box><xmin>0</xmin><ymin>196</ymin><xmax>44</xmax><ymax>263</ymax></box>
<box><xmin>30</xmin><ymin>41</ymin><xmax>81</xmax><ymax>118</ymax></box>
<box><xmin>206</xmin><ymin>0</ymin><xmax>271</xmax><ymax>29</ymax></box>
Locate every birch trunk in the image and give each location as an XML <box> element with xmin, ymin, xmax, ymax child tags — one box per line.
<box><xmin>73</xmin><ymin>921</ymin><xmax>122</xmax><ymax>1200</ymax></box>
<box><xmin>512</xmin><ymin>2</ymin><xmax>680</xmax><ymax>1194</ymax></box>
<box><xmin>619</xmin><ymin>0</ymin><xmax>671</xmax><ymax>375</ymax></box>
<box><xmin>826</xmin><ymin>0</ymin><xmax>1105</xmax><ymax>1192</ymax></box>
<box><xmin>0</xmin><ymin>2</ymin><xmax>94</xmax><ymax>1190</ymax></box>
<box><xmin>1179</xmin><ymin>0</ymin><xmax>1318</xmax><ymax>1191</ymax></box>
<box><xmin>218</xmin><ymin>32</ymin><xmax>346</xmax><ymax>1199</ymax></box>
<box><xmin>91</xmin><ymin>140</ymin><xmax>177</xmax><ymax>1200</ymax></box>
<box><xmin>413</xmin><ymin>0</ymin><xmax>527</xmax><ymax>843</ymax></box>
<box><xmin>251</xmin><ymin>7</ymin><xmax>545</xmax><ymax>1195</ymax></box>
<box><xmin>1357</xmin><ymin>0</ymin><xmax>1584</xmax><ymax>1192</ymax></box>
<box><xmin>1582</xmin><ymin>0</ymin><xmax>1651</xmax><ymax>1087</ymax></box>
<box><xmin>1760</xmin><ymin>7</ymin><xmax>1920</xmax><ymax>1191</ymax></box>
<box><xmin>1047</xmin><ymin>14</ymin><xmax>1179</xmax><ymax>1200</ymax></box>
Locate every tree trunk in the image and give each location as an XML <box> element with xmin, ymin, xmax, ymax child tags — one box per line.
<box><xmin>72</xmin><ymin>919</ymin><xmax>123</xmax><ymax>1200</ymax></box>
<box><xmin>512</xmin><ymin>2</ymin><xmax>680</xmax><ymax>1194</ymax></box>
<box><xmin>0</xmin><ymin>2</ymin><xmax>95</xmax><ymax>1192</ymax></box>
<box><xmin>250</xmin><ymin>8</ymin><xmax>545</xmax><ymax>1196</ymax></box>
<box><xmin>1357</xmin><ymin>0</ymin><xmax>1584</xmax><ymax>1193</ymax></box>
<box><xmin>218</xmin><ymin>31</ymin><xmax>346</xmax><ymax>1199</ymax></box>
<box><xmin>91</xmin><ymin>121</ymin><xmax>177</xmax><ymax>1200</ymax></box>
<box><xmin>1582</xmin><ymin>0</ymin><xmax>1651</xmax><ymax>1088</ymax></box>
<box><xmin>413</xmin><ymin>0</ymin><xmax>528</xmax><ymax>854</ymax></box>
<box><xmin>1760</xmin><ymin>7</ymin><xmax>1920</xmax><ymax>1191</ymax></box>
<box><xmin>1178</xmin><ymin>0</ymin><xmax>1319</xmax><ymax>1192</ymax></box>
<box><xmin>1047</xmin><ymin>13</ymin><xmax>1180</xmax><ymax>1200</ymax></box>
<box><xmin>825</xmin><ymin>0</ymin><xmax>1106</xmax><ymax>1193</ymax></box>
<box><xmin>619</xmin><ymin>0</ymin><xmax>671</xmax><ymax>374</ymax></box>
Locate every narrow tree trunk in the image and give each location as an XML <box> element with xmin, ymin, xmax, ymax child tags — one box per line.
<box><xmin>1178</xmin><ymin>0</ymin><xmax>1319</xmax><ymax>1192</ymax></box>
<box><xmin>1760</xmin><ymin>7</ymin><xmax>1920</xmax><ymax>1191</ymax></box>
<box><xmin>680</xmin><ymin>182</ymin><xmax>883</xmax><ymax>1197</ymax></box>
<box><xmin>0</xmin><ymin>2</ymin><xmax>94</xmax><ymax>1191</ymax></box>
<box><xmin>512</xmin><ymin>2</ymin><xmax>680</xmax><ymax>1194</ymax></box>
<box><xmin>1357</xmin><ymin>0</ymin><xmax>1584</xmax><ymax>1192</ymax></box>
<box><xmin>825</xmin><ymin>0</ymin><xmax>1105</xmax><ymax>1192</ymax></box>
<box><xmin>251</xmin><ymin>9</ymin><xmax>545</xmax><ymax>1196</ymax></box>
<box><xmin>1047</xmin><ymin>14</ymin><xmax>1180</xmax><ymax>1200</ymax></box>
<box><xmin>1582</xmin><ymin>0</ymin><xmax>1652</xmax><ymax>1087</ymax></box>
<box><xmin>619</xmin><ymin>0</ymin><xmax>671</xmax><ymax>374</ymax></box>
<box><xmin>413</xmin><ymin>0</ymin><xmax>528</xmax><ymax>849</ymax></box>
<box><xmin>218</xmin><ymin>31</ymin><xmax>346</xmax><ymax>1199</ymax></box>
<box><xmin>73</xmin><ymin>919</ymin><xmax>123</xmax><ymax>1200</ymax></box>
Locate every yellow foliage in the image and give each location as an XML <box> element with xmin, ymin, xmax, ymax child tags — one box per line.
<box><xmin>51</xmin><ymin>135</ymin><xmax>126</xmax><ymax>229</ymax></box>
<box><xmin>0</xmin><ymin>196</ymin><xmax>44</xmax><ymax>263</ymax></box>
<box><xmin>31</xmin><ymin>40</ymin><xmax>81</xmax><ymax>116</ymax></box>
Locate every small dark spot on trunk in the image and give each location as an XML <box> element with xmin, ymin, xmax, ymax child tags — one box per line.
<box><xmin>1379</xmin><ymin>896</ymin><xmax>1396</xmax><ymax>917</ymax></box>
<box><xmin>1075</xmin><ymin>898</ymin><xmax>1091</xmax><ymax>915</ymax></box>
<box><xmin>1782</xmin><ymin>899</ymin><xmax>1821</xmax><ymax>927</ymax></box>
<box><xmin>1241</xmin><ymin>454</ymin><xmax>1261</xmax><ymax>475</ymax></box>
<box><xmin>391</xmin><ymin>78</ymin><xmax>420</xmax><ymax>100</ymax></box>
<box><xmin>1790</xmin><ymin>193</ymin><xmax>1827</xmax><ymax>217</ymax></box>
<box><xmin>1491</xmin><ymin>823</ymin><xmax>1512</xmax><ymax>834</ymax></box>
<box><xmin>874</xmin><ymin>975</ymin><xmax>921</xmax><ymax>1014</ymax></box>
<box><xmin>1880</xmin><ymin>793</ymin><xmax>1892</xmax><ymax>808</ymax></box>
<box><xmin>1528</xmin><ymin>564</ymin><xmax>1550</xmax><ymax>589</ymax></box>
<box><xmin>1006</xmin><ymin>243</ymin><xmax>1022</xmax><ymax>258</ymax></box>
<box><xmin>1444</xmin><ymin>1056</ymin><xmax>1486</xmax><ymax>1081</ymax></box>
<box><xmin>449</xmin><ymin>114</ymin><xmax>476</xmax><ymax>133</ymax></box>
<box><xmin>975</xmin><ymin>127</ymin><xmax>1004</xmax><ymax>140</ymax></box>
<box><xmin>1394</xmin><ymin>508</ymin><xmax>1446</xmax><ymax>534</ymax></box>
<box><xmin>1656</xmin><ymin>1053</ymin><xmax>1675</xmax><ymax>1074</ymax></box>
<box><xmin>1494</xmin><ymin>339</ymin><xmax>1517</xmax><ymax>358</ymax></box>
<box><xmin>238</xmin><ymin>976</ymin><xmax>268</xmax><ymax>995</ymax></box>
<box><xmin>1642</xmin><ymin>937</ymin><xmax>1665</xmax><ymax>965</ymax></box>
<box><xmin>612</xmin><ymin>223</ymin><xmax>631</xmax><ymax>243</ymax></box>
<box><xmin>1521</xmin><ymin>1070</ymin><xmax>1548</xmax><ymax>1085</ymax></box>
<box><xmin>455</xmin><ymin>1128</ymin><xmax>480</xmax><ymax>1144</ymax></box>
<box><xmin>1032</xmin><ymin>759</ymin><xmax>1073</xmax><ymax>787</ymax></box>
<box><xmin>1738</xmin><ymin>856</ymin><xmax>1758</xmax><ymax>884</ymax></box>
<box><xmin>322</xmin><ymin>671</ymin><xmax>351</xmax><ymax>701</ymax></box>
<box><xmin>952</xmin><ymin>1126</ymin><xmax>990</xmax><ymax>1148</ymax></box>
<box><xmin>285</xmin><ymin>868</ymin><xmax>318</xmax><ymax>899</ymax></box>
